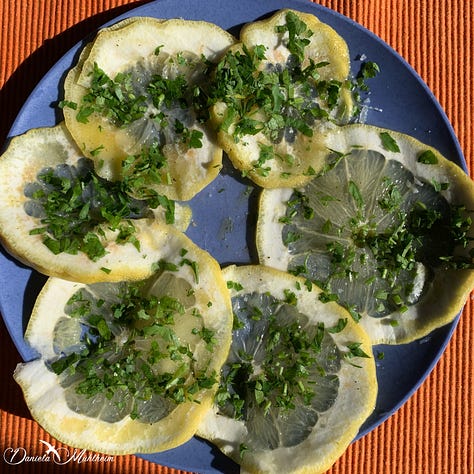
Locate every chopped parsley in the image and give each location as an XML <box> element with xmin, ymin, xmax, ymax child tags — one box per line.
<box><xmin>50</xmin><ymin>274</ymin><xmax>218</xmax><ymax>421</ymax></box>
<box><xmin>205</xmin><ymin>11</ymin><xmax>347</xmax><ymax>149</ymax></box>
<box><xmin>275</xmin><ymin>10</ymin><xmax>313</xmax><ymax>62</ymax></box>
<box><xmin>217</xmin><ymin>292</ymin><xmax>336</xmax><ymax>440</ymax></box>
<box><xmin>344</xmin><ymin>342</ymin><xmax>371</xmax><ymax>367</ymax></box>
<box><xmin>74</xmin><ymin>63</ymin><xmax>148</xmax><ymax>126</ymax></box>
<box><xmin>327</xmin><ymin>318</ymin><xmax>348</xmax><ymax>334</ymax></box>
<box><xmin>359</xmin><ymin>61</ymin><xmax>380</xmax><ymax>80</ymax></box>
<box><xmin>417</xmin><ymin>149</ymin><xmax>438</xmax><ymax>164</ymax></box>
<box><xmin>25</xmin><ymin>158</ymin><xmax>174</xmax><ymax>260</ymax></box>
<box><xmin>348</xmin><ymin>180</ymin><xmax>364</xmax><ymax>209</ymax></box>
<box><xmin>214</xmin><ymin>287</ymin><xmax>372</xmax><ymax>449</ymax></box>
<box><xmin>282</xmin><ymin>148</ymin><xmax>474</xmax><ymax>319</ymax></box>
<box><xmin>227</xmin><ymin>280</ymin><xmax>244</xmax><ymax>291</ymax></box>
<box><xmin>147</xmin><ymin>73</ymin><xmax>189</xmax><ymax>110</ymax></box>
<box><xmin>380</xmin><ymin>131</ymin><xmax>400</xmax><ymax>153</ymax></box>
<box><xmin>350</xmin><ymin>60</ymin><xmax>380</xmax><ymax>118</ymax></box>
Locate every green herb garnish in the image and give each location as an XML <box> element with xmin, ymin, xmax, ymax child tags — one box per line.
<box><xmin>51</xmin><ymin>280</ymin><xmax>218</xmax><ymax>419</ymax></box>
<box><xmin>77</xmin><ymin>63</ymin><xmax>147</xmax><ymax>126</ymax></box>
<box><xmin>380</xmin><ymin>131</ymin><xmax>400</xmax><ymax>153</ymax></box>
<box><xmin>418</xmin><ymin>149</ymin><xmax>438</xmax><ymax>164</ymax></box>
<box><xmin>206</xmin><ymin>11</ymin><xmax>345</xmax><ymax>149</ymax></box>
<box><xmin>26</xmin><ymin>158</ymin><xmax>174</xmax><ymax>260</ymax></box>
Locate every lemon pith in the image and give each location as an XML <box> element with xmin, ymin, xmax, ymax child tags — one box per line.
<box><xmin>63</xmin><ymin>16</ymin><xmax>236</xmax><ymax>201</ymax></box>
<box><xmin>198</xmin><ymin>264</ymin><xmax>377</xmax><ymax>474</ymax></box>
<box><xmin>257</xmin><ymin>124</ymin><xmax>474</xmax><ymax>344</ymax></box>
<box><xmin>14</xmin><ymin>231</ymin><xmax>233</xmax><ymax>454</ymax></box>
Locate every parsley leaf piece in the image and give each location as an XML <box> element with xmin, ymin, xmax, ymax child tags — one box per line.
<box><xmin>359</xmin><ymin>61</ymin><xmax>380</xmax><ymax>79</ymax></box>
<box><xmin>227</xmin><ymin>281</ymin><xmax>244</xmax><ymax>291</ymax></box>
<box><xmin>188</xmin><ymin>129</ymin><xmax>204</xmax><ymax>149</ymax></box>
<box><xmin>327</xmin><ymin>318</ymin><xmax>348</xmax><ymax>334</ymax></box>
<box><xmin>348</xmin><ymin>180</ymin><xmax>364</xmax><ymax>209</ymax></box>
<box><xmin>346</xmin><ymin>342</ymin><xmax>371</xmax><ymax>359</ymax></box>
<box><xmin>276</xmin><ymin>11</ymin><xmax>313</xmax><ymax>63</ymax></box>
<box><xmin>417</xmin><ymin>150</ymin><xmax>438</xmax><ymax>164</ymax></box>
<box><xmin>380</xmin><ymin>131</ymin><xmax>401</xmax><ymax>153</ymax></box>
<box><xmin>58</xmin><ymin>100</ymin><xmax>77</xmax><ymax>110</ymax></box>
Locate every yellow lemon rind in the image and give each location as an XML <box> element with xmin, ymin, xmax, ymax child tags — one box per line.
<box><xmin>198</xmin><ymin>264</ymin><xmax>377</xmax><ymax>474</ymax></box>
<box><xmin>0</xmin><ymin>123</ymin><xmax>191</xmax><ymax>283</ymax></box>
<box><xmin>257</xmin><ymin>123</ymin><xmax>474</xmax><ymax>344</ymax></box>
<box><xmin>15</xmin><ymin>232</ymin><xmax>233</xmax><ymax>455</ymax></box>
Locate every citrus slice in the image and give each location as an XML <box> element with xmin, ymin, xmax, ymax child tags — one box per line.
<box><xmin>0</xmin><ymin>123</ymin><xmax>194</xmax><ymax>283</ymax></box>
<box><xmin>209</xmin><ymin>9</ymin><xmax>353</xmax><ymax>188</ymax></box>
<box><xmin>198</xmin><ymin>264</ymin><xmax>377</xmax><ymax>474</ymax></box>
<box><xmin>63</xmin><ymin>16</ymin><xmax>236</xmax><ymax>201</ymax></box>
<box><xmin>14</xmin><ymin>231</ymin><xmax>233</xmax><ymax>454</ymax></box>
<box><xmin>257</xmin><ymin>124</ymin><xmax>474</xmax><ymax>344</ymax></box>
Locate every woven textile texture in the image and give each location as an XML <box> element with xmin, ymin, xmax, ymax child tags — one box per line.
<box><xmin>0</xmin><ymin>1</ymin><xmax>472</xmax><ymax>473</ymax></box>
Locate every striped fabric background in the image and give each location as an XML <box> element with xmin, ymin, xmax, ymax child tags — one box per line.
<box><xmin>0</xmin><ymin>1</ymin><xmax>472</xmax><ymax>473</ymax></box>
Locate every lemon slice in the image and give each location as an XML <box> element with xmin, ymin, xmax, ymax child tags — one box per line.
<box><xmin>14</xmin><ymin>232</ymin><xmax>233</xmax><ymax>454</ymax></box>
<box><xmin>63</xmin><ymin>17</ymin><xmax>236</xmax><ymax>201</ymax></box>
<box><xmin>0</xmin><ymin>123</ymin><xmax>194</xmax><ymax>283</ymax></box>
<box><xmin>257</xmin><ymin>124</ymin><xmax>474</xmax><ymax>344</ymax></box>
<box><xmin>198</xmin><ymin>264</ymin><xmax>377</xmax><ymax>474</ymax></box>
<box><xmin>210</xmin><ymin>9</ymin><xmax>353</xmax><ymax>189</ymax></box>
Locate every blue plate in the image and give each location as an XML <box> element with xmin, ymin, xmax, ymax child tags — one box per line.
<box><xmin>0</xmin><ymin>0</ymin><xmax>466</xmax><ymax>473</ymax></box>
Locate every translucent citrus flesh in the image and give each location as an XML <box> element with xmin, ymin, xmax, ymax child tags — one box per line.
<box><xmin>257</xmin><ymin>124</ymin><xmax>474</xmax><ymax>344</ymax></box>
<box><xmin>198</xmin><ymin>264</ymin><xmax>377</xmax><ymax>474</ymax></box>
<box><xmin>63</xmin><ymin>17</ymin><xmax>236</xmax><ymax>201</ymax></box>
<box><xmin>14</xmin><ymin>232</ymin><xmax>233</xmax><ymax>454</ymax></box>
<box><xmin>219</xmin><ymin>290</ymin><xmax>341</xmax><ymax>450</ymax></box>
<box><xmin>56</xmin><ymin>275</ymin><xmax>208</xmax><ymax>424</ymax></box>
<box><xmin>211</xmin><ymin>9</ymin><xmax>353</xmax><ymax>189</ymax></box>
<box><xmin>0</xmin><ymin>124</ymin><xmax>191</xmax><ymax>283</ymax></box>
<box><xmin>4</xmin><ymin>7</ymin><xmax>473</xmax><ymax>470</ymax></box>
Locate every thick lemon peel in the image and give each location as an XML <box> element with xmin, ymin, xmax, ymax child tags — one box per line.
<box><xmin>198</xmin><ymin>264</ymin><xmax>377</xmax><ymax>474</ymax></box>
<box><xmin>63</xmin><ymin>17</ymin><xmax>236</xmax><ymax>201</ymax></box>
<box><xmin>257</xmin><ymin>124</ymin><xmax>474</xmax><ymax>344</ymax></box>
<box><xmin>14</xmin><ymin>231</ymin><xmax>233</xmax><ymax>454</ymax></box>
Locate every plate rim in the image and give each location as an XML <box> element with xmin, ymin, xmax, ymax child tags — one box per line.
<box><xmin>0</xmin><ymin>0</ymin><xmax>467</xmax><ymax>472</ymax></box>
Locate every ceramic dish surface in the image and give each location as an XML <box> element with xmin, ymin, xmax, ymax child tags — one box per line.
<box><xmin>0</xmin><ymin>0</ymin><xmax>466</xmax><ymax>472</ymax></box>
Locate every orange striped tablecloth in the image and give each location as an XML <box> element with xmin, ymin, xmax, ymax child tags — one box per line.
<box><xmin>0</xmin><ymin>1</ymin><xmax>473</xmax><ymax>473</ymax></box>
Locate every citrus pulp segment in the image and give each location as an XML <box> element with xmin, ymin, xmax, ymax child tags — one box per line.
<box><xmin>198</xmin><ymin>264</ymin><xmax>377</xmax><ymax>474</ymax></box>
<box><xmin>14</xmin><ymin>231</ymin><xmax>233</xmax><ymax>454</ymax></box>
<box><xmin>0</xmin><ymin>123</ymin><xmax>193</xmax><ymax>283</ymax></box>
<box><xmin>63</xmin><ymin>16</ymin><xmax>236</xmax><ymax>201</ymax></box>
<box><xmin>257</xmin><ymin>124</ymin><xmax>474</xmax><ymax>344</ymax></box>
<box><xmin>209</xmin><ymin>9</ymin><xmax>353</xmax><ymax>189</ymax></box>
